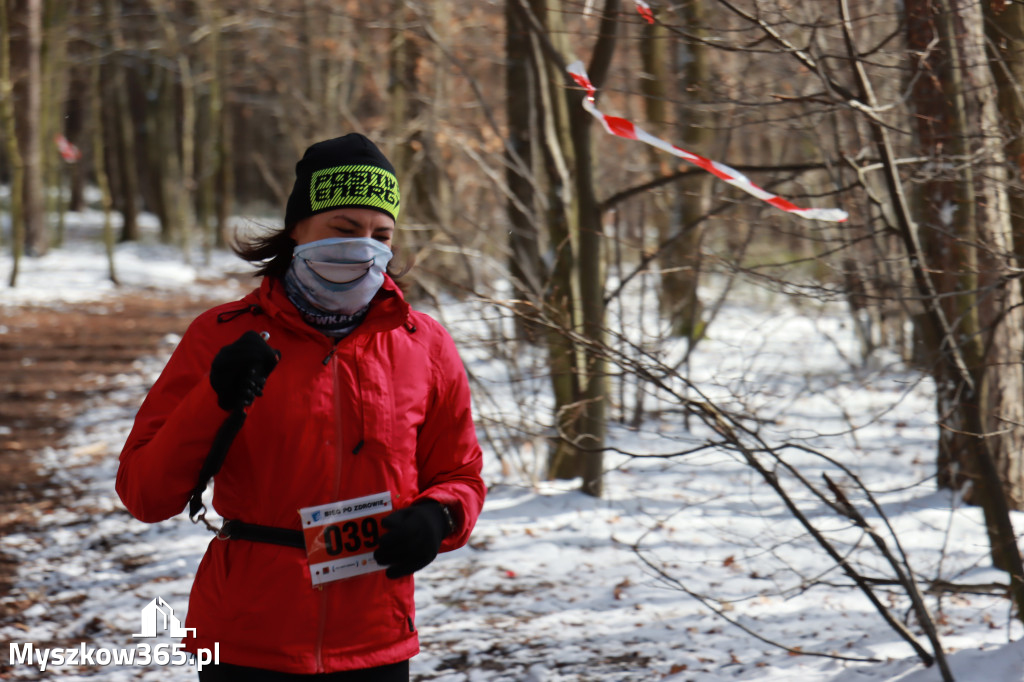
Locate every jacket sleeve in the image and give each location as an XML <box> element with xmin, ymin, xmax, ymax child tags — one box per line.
<box><xmin>412</xmin><ymin>326</ymin><xmax>486</xmax><ymax>553</ymax></box>
<box><xmin>116</xmin><ymin>314</ymin><xmax>231</xmax><ymax>523</ymax></box>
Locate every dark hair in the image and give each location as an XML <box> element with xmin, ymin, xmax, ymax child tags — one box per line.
<box><xmin>232</xmin><ymin>223</ymin><xmax>296</xmax><ymax>279</ymax></box>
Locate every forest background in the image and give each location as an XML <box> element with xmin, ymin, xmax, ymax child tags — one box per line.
<box><xmin>3</xmin><ymin>0</ymin><xmax>1024</xmax><ymax>679</ymax></box>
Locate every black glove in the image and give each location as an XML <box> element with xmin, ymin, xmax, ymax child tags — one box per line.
<box><xmin>373</xmin><ymin>499</ymin><xmax>453</xmax><ymax>579</ymax></box>
<box><xmin>209</xmin><ymin>331</ymin><xmax>280</xmax><ymax>412</ymax></box>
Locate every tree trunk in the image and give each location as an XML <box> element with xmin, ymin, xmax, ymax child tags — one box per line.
<box><xmin>662</xmin><ymin>0</ymin><xmax>712</xmax><ymax>343</ymax></box>
<box><xmin>639</xmin><ymin>2</ymin><xmax>678</xmax><ymax>345</ymax></box>
<box><xmin>17</xmin><ymin>0</ymin><xmax>45</xmax><ymax>256</ymax></box>
<box><xmin>143</xmin><ymin>65</ymin><xmax>171</xmax><ymax>241</ymax></box>
<box><xmin>178</xmin><ymin>51</ymin><xmax>196</xmax><ymax>261</ymax></box>
<box><xmin>103</xmin><ymin>0</ymin><xmax>139</xmax><ymax>242</ymax></box>
<box><xmin>141</xmin><ymin>0</ymin><xmax>188</xmax><ymax>248</ymax></box>
<box><xmin>984</xmin><ymin>0</ymin><xmax>1024</xmax><ymax>266</ymax></box>
<box><xmin>522</xmin><ymin>0</ymin><xmax>618</xmax><ymax>493</ymax></box>
<box><xmin>414</xmin><ymin>0</ymin><xmax>451</xmax><ymax>230</ymax></box>
<box><xmin>1</xmin><ymin>0</ymin><xmax>25</xmax><ymax>283</ymax></box>
<box><xmin>195</xmin><ymin>3</ymin><xmax>223</xmax><ymax>253</ymax></box>
<box><xmin>526</xmin><ymin>0</ymin><xmax>583</xmax><ymax>480</ymax></box>
<box><xmin>907</xmin><ymin>0</ymin><xmax>984</xmax><ymax>494</ymax></box>
<box><xmin>908</xmin><ymin>0</ymin><xmax>1024</xmax><ymax>509</ymax></box>
<box><xmin>41</xmin><ymin>1</ymin><xmax>69</xmax><ymax>247</ymax></box>
<box><xmin>215</xmin><ymin>91</ymin><xmax>234</xmax><ymax>244</ymax></box>
<box><xmin>64</xmin><ymin>69</ymin><xmax>86</xmax><ymax>212</ymax></box>
<box><xmin>572</xmin><ymin>87</ymin><xmax>609</xmax><ymax>497</ymax></box>
<box><xmin>905</xmin><ymin>0</ymin><xmax>1024</xmax><ymax>609</ymax></box>
<box><xmin>92</xmin><ymin>40</ymin><xmax>118</xmax><ymax>285</ymax></box>
<box><xmin>303</xmin><ymin>0</ymin><xmax>321</xmax><ymax>131</ymax></box>
<box><xmin>215</xmin><ymin>25</ymin><xmax>234</xmax><ymax>244</ymax></box>
<box><xmin>572</xmin><ymin>0</ymin><xmax>619</xmax><ymax>498</ymax></box>
<box><xmin>195</xmin><ymin>57</ymin><xmax>214</xmax><ymax>254</ymax></box>
<box><xmin>321</xmin><ymin>9</ymin><xmax>344</xmax><ymax>137</ymax></box>
<box><xmin>389</xmin><ymin>1</ymin><xmax>448</xmax><ymax>236</ymax></box>
<box><xmin>505</xmin><ymin>0</ymin><xmax>545</xmax><ymax>336</ymax></box>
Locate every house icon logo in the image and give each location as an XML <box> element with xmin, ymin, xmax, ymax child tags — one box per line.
<box><xmin>132</xmin><ymin>597</ymin><xmax>196</xmax><ymax>638</ymax></box>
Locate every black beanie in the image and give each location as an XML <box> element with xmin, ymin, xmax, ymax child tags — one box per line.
<box><xmin>284</xmin><ymin>133</ymin><xmax>401</xmax><ymax>227</ymax></box>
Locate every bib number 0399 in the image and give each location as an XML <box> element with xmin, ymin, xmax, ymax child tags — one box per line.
<box><xmin>298</xmin><ymin>492</ymin><xmax>392</xmax><ymax>586</ymax></box>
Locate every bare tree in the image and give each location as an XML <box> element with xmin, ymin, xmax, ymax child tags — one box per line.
<box><xmin>91</xmin><ymin>23</ymin><xmax>118</xmax><ymax>286</ymax></box>
<box><xmin>14</xmin><ymin>0</ymin><xmax>45</xmax><ymax>257</ymax></box>
<box><xmin>41</xmin><ymin>2</ymin><xmax>70</xmax><ymax>246</ymax></box>
<box><xmin>510</xmin><ymin>0</ymin><xmax>621</xmax><ymax>496</ymax></box>
<box><xmin>985</xmin><ymin>0</ymin><xmax>1024</xmax><ymax>260</ymax></box>
<box><xmin>685</xmin><ymin>0</ymin><xmax>1024</xmax><ymax>601</ymax></box>
<box><xmin>518</xmin><ymin>0</ymin><xmax>584</xmax><ymax>481</ymax></box>
<box><xmin>902</xmin><ymin>0</ymin><xmax>1024</xmax><ymax>556</ymax></box>
<box><xmin>657</xmin><ymin>0</ymin><xmax>714</xmax><ymax>343</ymax></box>
<box><xmin>505</xmin><ymin>0</ymin><xmax>545</xmax><ymax>332</ymax></box>
<box><xmin>195</xmin><ymin>1</ymin><xmax>224</xmax><ymax>253</ymax></box>
<box><xmin>1</xmin><ymin>0</ymin><xmax>25</xmax><ymax>283</ymax></box>
<box><xmin>101</xmin><ymin>0</ymin><xmax>141</xmax><ymax>243</ymax></box>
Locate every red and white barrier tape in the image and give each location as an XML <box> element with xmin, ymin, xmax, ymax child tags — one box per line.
<box><xmin>566</xmin><ymin>61</ymin><xmax>849</xmax><ymax>223</ymax></box>
<box><xmin>634</xmin><ymin>0</ymin><xmax>654</xmax><ymax>23</ymax></box>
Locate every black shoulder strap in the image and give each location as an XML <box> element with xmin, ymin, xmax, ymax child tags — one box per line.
<box><xmin>188</xmin><ymin>409</ymin><xmax>247</xmax><ymax>523</ymax></box>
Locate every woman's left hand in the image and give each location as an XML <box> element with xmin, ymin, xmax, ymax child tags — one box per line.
<box><xmin>373</xmin><ymin>499</ymin><xmax>451</xmax><ymax>578</ymax></box>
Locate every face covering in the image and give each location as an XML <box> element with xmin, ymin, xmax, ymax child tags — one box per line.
<box><xmin>284</xmin><ymin>237</ymin><xmax>393</xmax><ymax>319</ymax></box>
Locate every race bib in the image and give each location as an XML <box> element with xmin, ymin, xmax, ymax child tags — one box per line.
<box><xmin>298</xmin><ymin>491</ymin><xmax>392</xmax><ymax>586</ymax></box>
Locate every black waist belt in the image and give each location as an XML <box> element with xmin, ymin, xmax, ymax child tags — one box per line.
<box><xmin>220</xmin><ymin>519</ymin><xmax>305</xmax><ymax>549</ymax></box>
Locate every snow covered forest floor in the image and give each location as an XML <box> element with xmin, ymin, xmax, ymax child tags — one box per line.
<box><xmin>2</xmin><ymin>214</ymin><xmax>1024</xmax><ymax>681</ymax></box>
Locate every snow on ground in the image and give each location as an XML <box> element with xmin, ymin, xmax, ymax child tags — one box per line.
<box><xmin>1</xmin><ymin>213</ymin><xmax>1023</xmax><ymax>681</ymax></box>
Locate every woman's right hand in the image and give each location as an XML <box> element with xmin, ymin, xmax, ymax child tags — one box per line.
<box><xmin>209</xmin><ymin>331</ymin><xmax>281</xmax><ymax>411</ymax></box>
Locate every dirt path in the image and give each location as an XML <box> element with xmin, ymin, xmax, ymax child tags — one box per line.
<box><xmin>0</xmin><ymin>292</ymin><xmax>224</xmax><ymax>622</ymax></box>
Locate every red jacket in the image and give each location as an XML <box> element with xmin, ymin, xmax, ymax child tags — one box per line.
<box><xmin>117</xmin><ymin>275</ymin><xmax>486</xmax><ymax>673</ymax></box>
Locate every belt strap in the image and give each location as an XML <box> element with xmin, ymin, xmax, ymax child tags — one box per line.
<box><xmin>220</xmin><ymin>519</ymin><xmax>305</xmax><ymax>549</ymax></box>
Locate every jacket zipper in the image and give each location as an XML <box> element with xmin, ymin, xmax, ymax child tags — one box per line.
<box><xmin>315</xmin><ymin>343</ymin><xmax>349</xmax><ymax>673</ymax></box>
<box><xmin>330</xmin><ymin>345</ymin><xmax>347</xmax><ymax>501</ymax></box>
<box><xmin>314</xmin><ymin>590</ymin><xmax>328</xmax><ymax>673</ymax></box>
